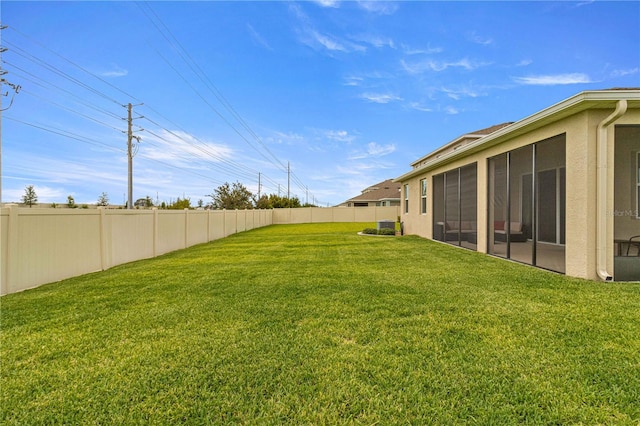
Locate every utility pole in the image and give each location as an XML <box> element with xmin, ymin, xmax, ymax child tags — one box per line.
<box><xmin>258</xmin><ymin>172</ymin><xmax>261</xmax><ymax>200</ymax></box>
<box><xmin>127</xmin><ymin>103</ymin><xmax>133</xmax><ymax>209</ymax></box>
<box><xmin>126</xmin><ymin>102</ymin><xmax>143</xmax><ymax>209</ymax></box>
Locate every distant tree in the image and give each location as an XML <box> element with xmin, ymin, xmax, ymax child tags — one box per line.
<box><xmin>67</xmin><ymin>195</ymin><xmax>76</xmax><ymax>209</ymax></box>
<box><xmin>21</xmin><ymin>185</ymin><xmax>38</xmax><ymax>208</ymax></box>
<box><xmin>97</xmin><ymin>192</ymin><xmax>109</xmax><ymax>206</ymax></box>
<box><xmin>134</xmin><ymin>196</ymin><xmax>154</xmax><ymax>208</ymax></box>
<box><xmin>255</xmin><ymin>193</ymin><xmax>301</xmax><ymax>209</ymax></box>
<box><xmin>168</xmin><ymin>197</ymin><xmax>191</xmax><ymax>210</ymax></box>
<box><xmin>208</xmin><ymin>182</ymin><xmax>254</xmax><ymax>210</ymax></box>
<box><xmin>197</xmin><ymin>199</ymin><xmax>204</xmax><ymax>208</ymax></box>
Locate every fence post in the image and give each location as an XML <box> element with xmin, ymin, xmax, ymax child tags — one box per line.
<box><xmin>98</xmin><ymin>207</ymin><xmax>108</xmax><ymax>271</ymax></box>
<box><xmin>207</xmin><ymin>209</ymin><xmax>211</xmax><ymax>241</ymax></box>
<box><xmin>3</xmin><ymin>204</ymin><xmax>19</xmax><ymax>295</ymax></box>
<box><xmin>152</xmin><ymin>208</ymin><xmax>159</xmax><ymax>257</ymax></box>
<box><xmin>184</xmin><ymin>208</ymin><xmax>189</xmax><ymax>248</ymax></box>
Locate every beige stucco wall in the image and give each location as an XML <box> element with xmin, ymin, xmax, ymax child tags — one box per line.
<box><xmin>399</xmin><ymin>107</ymin><xmax>640</xmax><ymax>281</ymax></box>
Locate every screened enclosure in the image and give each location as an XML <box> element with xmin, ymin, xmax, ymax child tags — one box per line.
<box><xmin>432</xmin><ymin>163</ymin><xmax>478</xmax><ymax>250</ymax></box>
<box><xmin>614</xmin><ymin>125</ymin><xmax>640</xmax><ymax>281</ymax></box>
<box><xmin>488</xmin><ymin>135</ymin><xmax>566</xmax><ymax>273</ymax></box>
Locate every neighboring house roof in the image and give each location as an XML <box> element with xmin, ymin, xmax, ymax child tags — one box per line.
<box><xmin>409</xmin><ymin>122</ymin><xmax>514</xmax><ymax>169</ymax></box>
<box><xmin>342</xmin><ymin>179</ymin><xmax>401</xmax><ymax>204</ymax></box>
<box><xmin>395</xmin><ymin>88</ymin><xmax>640</xmax><ymax>182</ymax></box>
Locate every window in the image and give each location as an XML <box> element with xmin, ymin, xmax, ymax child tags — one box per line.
<box><xmin>420</xmin><ymin>178</ymin><xmax>427</xmax><ymax>214</ymax></box>
<box><xmin>404</xmin><ymin>184</ymin><xmax>409</xmax><ymax>213</ymax></box>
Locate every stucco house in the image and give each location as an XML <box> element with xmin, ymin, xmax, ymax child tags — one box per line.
<box><xmin>395</xmin><ymin>88</ymin><xmax>640</xmax><ymax>281</ymax></box>
<box><xmin>340</xmin><ymin>179</ymin><xmax>401</xmax><ymax>207</ymax></box>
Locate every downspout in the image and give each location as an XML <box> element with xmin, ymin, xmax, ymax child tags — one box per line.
<box><xmin>596</xmin><ymin>100</ymin><xmax>627</xmax><ymax>281</ymax></box>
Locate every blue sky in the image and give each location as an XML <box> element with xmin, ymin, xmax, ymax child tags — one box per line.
<box><xmin>2</xmin><ymin>1</ymin><xmax>639</xmax><ymax>206</ymax></box>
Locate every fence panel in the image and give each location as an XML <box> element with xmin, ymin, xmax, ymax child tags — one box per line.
<box><xmin>156</xmin><ymin>210</ymin><xmax>187</xmax><ymax>255</ymax></box>
<box><xmin>6</xmin><ymin>209</ymin><xmax>103</xmax><ymax>294</ymax></box>
<box><xmin>109</xmin><ymin>210</ymin><xmax>155</xmax><ymax>265</ymax></box>
<box><xmin>224</xmin><ymin>210</ymin><xmax>237</xmax><ymax>237</ymax></box>
<box><xmin>1</xmin><ymin>211</ymin><xmax>9</xmax><ymax>295</ymax></box>
<box><xmin>187</xmin><ymin>210</ymin><xmax>209</xmax><ymax>247</ymax></box>
<box><xmin>208</xmin><ymin>210</ymin><xmax>226</xmax><ymax>241</ymax></box>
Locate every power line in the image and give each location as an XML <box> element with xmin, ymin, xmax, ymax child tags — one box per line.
<box><xmin>137</xmin><ymin>2</ymin><xmax>288</xmax><ymax>172</ymax></box>
<box><xmin>4</xmin><ymin>23</ymin><xmax>325</xmax><ymax>204</ymax></box>
<box><xmin>3</xmin><ymin>60</ymin><xmax>123</xmax><ymax>120</ymax></box>
<box><xmin>137</xmin><ymin>4</ymin><xmax>322</xmax><ymax>201</ymax></box>
<box><xmin>7</xmin><ymin>26</ymin><xmax>141</xmax><ymax>103</ymax></box>
<box><xmin>4</xmin><ymin>40</ymin><xmax>125</xmax><ymax>107</ymax></box>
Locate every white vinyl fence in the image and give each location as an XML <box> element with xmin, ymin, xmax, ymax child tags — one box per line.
<box><xmin>1</xmin><ymin>205</ymin><xmax>399</xmax><ymax>295</ymax></box>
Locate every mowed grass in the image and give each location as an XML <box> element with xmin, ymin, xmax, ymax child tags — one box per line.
<box><xmin>1</xmin><ymin>223</ymin><xmax>639</xmax><ymax>424</ymax></box>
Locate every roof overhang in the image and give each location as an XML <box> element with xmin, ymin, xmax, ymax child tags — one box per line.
<box><xmin>394</xmin><ymin>89</ymin><xmax>640</xmax><ymax>182</ymax></box>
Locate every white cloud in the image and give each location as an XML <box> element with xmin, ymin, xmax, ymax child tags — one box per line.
<box><xmin>366</xmin><ymin>142</ymin><xmax>395</xmax><ymax>156</ymax></box>
<box><xmin>445</xmin><ymin>106</ymin><xmax>460</xmax><ymax>115</ymax></box>
<box><xmin>343</xmin><ymin>76</ymin><xmax>364</xmax><ymax>86</ymax></box>
<box><xmin>401</xmin><ymin>58</ymin><xmax>490</xmax><ymax>74</ymax></box>
<box><xmin>101</xmin><ymin>65</ymin><xmax>128</xmax><ymax>78</ymax></box>
<box><xmin>513</xmin><ymin>73</ymin><xmax>593</xmax><ymax>85</ymax></box>
<box><xmin>401</xmin><ymin>43</ymin><xmax>444</xmax><ymax>55</ymax></box>
<box><xmin>409</xmin><ymin>102</ymin><xmax>433</xmax><ymax>112</ymax></box>
<box><xmin>349</xmin><ymin>142</ymin><xmax>396</xmax><ymax>159</ymax></box>
<box><xmin>610</xmin><ymin>68</ymin><xmax>639</xmax><ymax>78</ymax></box>
<box><xmin>357</xmin><ymin>1</ymin><xmax>398</xmax><ymax>15</ymax></box>
<box><xmin>353</xmin><ymin>33</ymin><xmax>395</xmax><ymax>49</ymax></box>
<box><xmin>468</xmin><ymin>31</ymin><xmax>493</xmax><ymax>46</ymax></box>
<box><xmin>311</xmin><ymin>30</ymin><xmax>348</xmax><ymax>52</ymax></box>
<box><xmin>325</xmin><ymin>130</ymin><xmax>357</xmax><ymax>143</ymax></box>
<box><xmin>516</xmin><ymin>59</ymin><xmax>533</xmax><ymax>67</ymax></box>
<box><xmin>312</xmin><ymin>0</ymin><xmax>340</xmax><ymax>7</ymax></box>
<box><xmin>300</xmin><ymin>27</ymin><xmax>366</xmax><ymax>53</ymax></box>
<box><xmin>267</xmin><ymin>131</ymin><xmax>305</xmax><ymax>145</ymax></box>
<box><xmin>442</xmin><ymin>86</ymin><xmax>483</xmax><ymax>100</ymax></box>
<box><xmin>4</xmin><ymin>185</ymin><xmax>67</xmax><ymax>204</ymax></box>
<box><xmin>359</xmin><ymin>92</ymin><xmax>403</xmax><ymax>104</ymax></box>
<box><xmin>291</xmin><ymin>4</ymin><xmax>365</xmax><ymax>54</ymax></box>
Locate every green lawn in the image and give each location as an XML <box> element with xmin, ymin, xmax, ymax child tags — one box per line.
<box><xmin>2</xmin><ymin>223</ymin><xmax>639</xmax><ymax>424</ymax></box>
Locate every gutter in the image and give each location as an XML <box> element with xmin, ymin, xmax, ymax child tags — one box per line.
<box><xmin>596</xmin><ymin>99</ymin><xmax>627</xmax><ymax>282</ymax></box>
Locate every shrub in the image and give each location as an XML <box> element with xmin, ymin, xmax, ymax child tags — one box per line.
<box><xmin>362</xmin><ymin>228</ymin><xmax>396</xmax><ymax>236</ymax></box>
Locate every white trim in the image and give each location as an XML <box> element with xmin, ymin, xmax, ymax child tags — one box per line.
<box><xmin>404</xmin><ymin>184</ymin><xmax>409</xmax><ymax>214</ymax></box>
<box><xmin>420</xmin><ymin>178</ymin><xmax>427</xmax><ymax>215</ymax></box>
